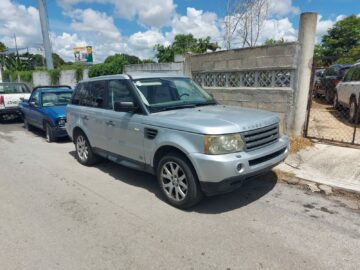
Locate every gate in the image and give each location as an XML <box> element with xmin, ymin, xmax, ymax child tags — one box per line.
<box><xmin>304</xmin><ymin>57</ymin><xmax>360</xmax><ymax>146</ymax></box>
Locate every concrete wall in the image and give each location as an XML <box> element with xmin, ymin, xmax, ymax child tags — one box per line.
<box><xmin>190</xmin><ymin>43</ymin><xmax>299</xmax><ymax>133</ymax></box>
<box><xmin>124</xmin><ymin>62</ymin><xmax>184</xmax><ymax>75</ymax></box>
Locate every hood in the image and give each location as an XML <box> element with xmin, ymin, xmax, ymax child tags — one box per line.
<box><xmin>42</xmin><ymin>106</ymin><xmax>66</xmax><ymax>119</ymax></box>
<box><xmin>147</xmin><ymin>105</ymin><xmax>279</xmax><ymax>134</ymax></box>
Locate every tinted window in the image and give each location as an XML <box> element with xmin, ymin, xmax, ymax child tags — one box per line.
<box><xmin>107</xmin><ymin>80</ymin><xmax>134</xmax><ymax>110</ymax></box>
<box><xmin>0</xmin><ymin>83</ymin><xmax>29</xmax><ymax>93</ymax></box>
<box><xmin>324</xmin><ymin>68</ymin><xmax>336</xmax><ymax>76</ymax></box>
<box><xmin>343</xmin><ymin>68</ymin><xmax>354</xmax><ymax>82</ymax></box>
<box><xmin>351</xmin><ymin>66</ymin><xmax>360</xmax><ymax>81</ymax></box>
<box><xmin>71</xmin><ymin>81</ymin><xmax>106</xmax><ymax>108</ymax></box>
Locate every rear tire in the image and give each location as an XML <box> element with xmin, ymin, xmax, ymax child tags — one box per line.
<box><xmin>349</xmin><ymin>98</ymin><xmax>358</xmax><ymax>123</ymax></box>
<box><xmin>333</xmin><ymin>92</ymin><xmax>339</xmax><ymax>109</ymax></box>
<box><xmin>157</xmin><ymin>153</ymin><xmax>203</xmax><ymax>209</ymax></box>
<box><xmin>74</xmin><ymin>131</ymin><xmax>99</xmax><ymax>166</ymax></box>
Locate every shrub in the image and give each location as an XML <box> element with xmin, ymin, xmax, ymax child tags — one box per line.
<box><xmin>19</xmin><ymin>71</ymin><xmax>33</xmax><ymax>83</ymax></box>
<box><xmin>48</xmin><ymin>69</ymin><xmax>61</xmax><ymax>85</ymax></box>
<box><xmin>74</xmin><ymin>65</ymin><xmax>84</xmax><ymax>82</ymax></box>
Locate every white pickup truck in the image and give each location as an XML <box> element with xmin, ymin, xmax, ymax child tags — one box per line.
<box><xmin>0</xmin><ymin>83</ymin><xmax>31</xmax><ymax>120</ymax></box>
<box><xmin>335</xmin><ymin>63</ymin><xmax>360</xmax><ymax>123</ymax></box>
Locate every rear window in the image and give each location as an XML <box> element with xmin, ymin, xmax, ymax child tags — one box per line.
<box><xmin>0</xmin><ymin>83</ymin><xmax>29</xmax><ymax>94</ymax></box>
<box><xmin>350</xmin><ymin>66</ymin><xmax>360</xmax><ymax>81</ymax></box>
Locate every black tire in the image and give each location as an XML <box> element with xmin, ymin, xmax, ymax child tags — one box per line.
<box><xmin>23</xmin><ymin>117</ymin><xmax>32</xmax><ymax>131</ymax></box>
<box><xmin>157</xmin><ymin>152</ymin><xmax>203</xmax><ymax>209</ymax></box>
<box><xmin>325</xmin><ymin>89</ymin><xmax>332</xmax><ymax>104</ymax></box>
<box><xmin>348</xmin><ymin>98</ymin><xmax>358</xmax><ymax>123</ymax></box>
<box><xmin>45</xmin><ymin>122</ymin><xmax>56</xmax><ymax>143</ymax></box>
<box><xmin>333</xmin><ymin>92</ymin><xmax>339</xmax><ymax>109</ymax></box>
<box><xmin>74</xmin><ymin>131</ymin><xmax>99</xmax><ymax>166</ymax></box>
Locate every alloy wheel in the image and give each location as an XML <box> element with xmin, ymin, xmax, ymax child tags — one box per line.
<box><xmin>76</xmin><ymin>135</ymin><xmax>89</xmax><ymax>162</ymax></box>
<box><xmin>160</xmin><ymin>161</ymin><xmax>188</xmax><ymax>201</ymax></box>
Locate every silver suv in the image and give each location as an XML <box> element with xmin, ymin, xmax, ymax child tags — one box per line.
<box><xmin>66</xmin><ymin>74</ymin><xmax>289</xmax><ymax>208</ymax></box>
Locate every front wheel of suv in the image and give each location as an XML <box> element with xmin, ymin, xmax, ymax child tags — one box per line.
<box><xmin>157</xmin><ymin>153</ymin><xmax>203</xmax><ymax>209</ymax></box>
<box><xmin>74</xmin><ymin>131</ymin><xmax>99</xmax><ymax>166</ymax></box>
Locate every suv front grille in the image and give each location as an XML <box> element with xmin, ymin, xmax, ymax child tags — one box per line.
<box><xmin>242</xmin><ymin>123</ymin><xmax>279</xmax><ymax>151</ymax></box>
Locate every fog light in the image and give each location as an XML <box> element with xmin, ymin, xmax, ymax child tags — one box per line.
<box><xmin>236</xmin><ymin>163</ymin><xmax>243</xmax><ymax>172</ymax></box>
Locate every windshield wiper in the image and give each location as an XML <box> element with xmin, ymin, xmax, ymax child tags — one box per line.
<box><xmin>152</xmin><ymin>104</ymin><xmax>196</xmax><ymax>112</ymax></box>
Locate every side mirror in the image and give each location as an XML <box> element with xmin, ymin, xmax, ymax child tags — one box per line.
<box><xmin>114</xmin><ymin>101</ymin><xmax>138</xmax><ymax>112</ymax></box>
<box><xmin>30</xmin><ymin>101</ymin><xmax>39</xmax><ymax>107</ymax></box>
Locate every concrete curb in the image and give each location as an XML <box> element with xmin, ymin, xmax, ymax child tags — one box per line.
<box><xmin>273</xmin><ymin>169</ymin><xmax>360</xmax><ymax>199</ymax></box>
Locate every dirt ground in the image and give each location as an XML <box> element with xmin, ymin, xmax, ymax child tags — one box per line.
<box><xmin>306</xmin><ymin>98</ymin><xmax>360</xmax><ymax>145</ymax></box>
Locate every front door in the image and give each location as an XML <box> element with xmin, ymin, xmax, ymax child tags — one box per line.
<box><xmin>102</xmin><ymin>79</ymin><xmax>145</xmax><ymax>165</ymax></box>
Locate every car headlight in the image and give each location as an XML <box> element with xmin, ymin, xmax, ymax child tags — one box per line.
<box><xmin>57</xmin><ymin>118</ymin><xmax>66</xmax><ymax>127</ymax></box>
<box><xmin>204</xmin><ymin>134</ymin><xmax>245</xmax><ymax>155</ymax></box>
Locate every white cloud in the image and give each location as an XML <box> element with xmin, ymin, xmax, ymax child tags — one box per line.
<box><xmin>268</xmin><ymin>0</ymin><xmax>300</xmax><ymax>16</ymax></box>
<box><xmin>169</xmin><ymin>8</ymin><xmax>221</xmax><ymax>43</ymax></box>
<box><xmin>57</xmin><ymin>0</ymin><xmax>176</xmax><ymax>28</ymax></box>
<box><xmin>315</xmin><ymin>15</ymin><xmax>335</xmax><ymax>42</ymax></box>
<box><xmin>0</xmin><ymin>0</ymin><xmax>41</xmax><ymax>48</ymax></box>
<box><xmin>67</xmin><ymin>8</ymin><xmax>121</xmax><ymax>40</ymax></box>
<box><xmin>258</xmin><ymin>18</ymin><xmax>297</xmax><ymax>43</ymax></box>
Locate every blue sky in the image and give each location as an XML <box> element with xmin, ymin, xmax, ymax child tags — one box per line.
<box><xmin>0</xmin><ymin>0</ymin><xmax>359</xmax><ymax>62</ymax></box>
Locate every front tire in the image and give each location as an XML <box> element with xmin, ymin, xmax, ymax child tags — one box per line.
<box><xmin>74</xmin><ymin>131</ymin><xmax>99</xmax><ymax>166</ymax></box>
<box><xmin>45</xmin><ymin>123</ymin><xmax>56</xmax><ymax>143</ymax></box>
<box><xmin>157</xmin><ymin>153</ymin><xmax>203</xmax><ymax>209</ymax></box>
<box><xmin>333</xmin><ymin>92</ymin><xmax>339</xmax><ymax>109</ymax></box>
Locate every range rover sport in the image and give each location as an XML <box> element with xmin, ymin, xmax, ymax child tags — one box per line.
<box><xmin>66</xmin><ymin>73</ymin><xmax>289</xmax><ymax>208</ymax></box>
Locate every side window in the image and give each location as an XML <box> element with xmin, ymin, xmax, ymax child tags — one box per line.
<box><xmin>343</xmin><ymin>68</ymin><xmax>353</xmax><ymax>82</ymax></box>
<box><xmin>107</xmin><ymin>80</ymin><xmax>134</xmax><ymax>110</ymax></box>
<box><xmin>30</xmin><ymin>90</ymin><xmax>40</xmax><ymax>105</ymax></box>
<box><xmin>71</xmin><ymin>83</ymin><xmax>83</xmax><ymax>105</ymax></box>
<box><xmin>79</xmin><ymin>82</ymin><xmax>92</xmax><ymax>107</ymax></box>
<box><xmin>351</xmin><ymin>66</ymin><xmax>360</xmax><ymax>82</ymax></box>
<box><xmin>90</xmin><ymin>81</ymin><xmax>106</xmax><ymax>108</ymax></box>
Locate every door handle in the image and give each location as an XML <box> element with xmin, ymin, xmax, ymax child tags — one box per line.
<box><xmin>82</xmin><ymin>115</ymin><xmax>89</xmax><ymax>121</ymax></box>
<box><xmin>106</xmin><ymin>120</ymin><xmax>115</xmax><ymax>127</ymax></box>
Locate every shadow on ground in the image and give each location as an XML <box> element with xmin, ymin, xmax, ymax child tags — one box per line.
<box><xmin>69</xmin><ymin>151</ymin><xmax>277</xmax><ymax>214</ymax></box>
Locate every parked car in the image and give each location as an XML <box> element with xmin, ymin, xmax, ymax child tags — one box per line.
<box><xmin>0</xmin><ymin>82</ymin><xmax>31</xmax><ymax>121</ymax></box>
<box><xmin>313</xmin><ymin>68</ymin><xmax>325</xmax><ymax>93</ymax></box>
<box><xmin>20</xmin><ymin>85</ymin><xmax>73</xmax><ymax>142</ymax></box>
<box><xmin>334</xmin><ymin>63</ymin><xmax>360</xmax><ymax>122</ymax></box>
<box><xmin>66</xmin><ymin>74</ymin><xmax>289</xmax><ymax>208</ymax></box>
<box><xmin>314</xmin><ymin>64</ymin><xmax>352</xmax><ymax>103</ymax></box>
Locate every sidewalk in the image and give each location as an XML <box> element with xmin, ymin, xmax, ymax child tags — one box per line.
<box><xmin>276</xmin><ymin>143</ymin><xmax>360</xmax><ymax>193</ymax></box>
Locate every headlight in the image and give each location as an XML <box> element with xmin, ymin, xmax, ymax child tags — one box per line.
<box><xmin>204</xmin><ymin>134</ymin><xmax>245</xmax><ymax>155</ymax></box>
<box><xmin>57</xmin><ymin>118</ymin><xmax>66</xmax><ymax>127</ymax></box>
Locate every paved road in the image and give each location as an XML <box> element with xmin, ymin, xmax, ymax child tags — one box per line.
<box><xmin>1</xmin><ymin>120</ymin><xmax>359</xmax><ymax>270</ymax></box>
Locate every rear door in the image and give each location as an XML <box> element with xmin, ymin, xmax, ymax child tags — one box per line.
<box><xmin>76</xmin><ymin>81</ymin><xmax>108</xmax><ymax>150</ymax></box>
<box><xmin>0</xmin><ymin>84</ymin><xmax>30</xmax><ymax>109</ymax></box>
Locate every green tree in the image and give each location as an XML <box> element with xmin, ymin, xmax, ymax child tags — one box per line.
<box><xmin>154</xmin><ymin>34</ymin><xmax>219</xmax><ymax>63</ymax></box>
<box><xmin>0</xmin><ymin>41</ymin><xmax>6</xmax><ymax>52</ymax></box>
<box><xmin>264</xmin><ymin>38</ymin><xmax>285</xmax><ymax>46</ymax></box>
<box><xmin>320</xmin><ymin>15</ymin><xmax>360</xmax><ymax>62</ymax></box>
<box><xmin>52</xmin><ymin>53</ymin><xmax>65</xmax><ymax>68</ymax></box>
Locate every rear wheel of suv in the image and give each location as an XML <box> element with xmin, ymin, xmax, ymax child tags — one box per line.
<box><xmin>74</xmin><ymin>131</ymin><xmax>99</xmax><ymax>166</ymax></box>
<box><xmin>157</xmin><ymin>153</ymin><xmax>203</xmax><ymax>209</ymax></box>
<box><xmin>349</xmin><ymin>98</ymin><xmax>358</xmax><ymax>123</ymax></box>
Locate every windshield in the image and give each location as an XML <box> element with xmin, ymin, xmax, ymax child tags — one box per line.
<box><xmin>0</xmin><ymin>83</ymin><xmax>29</xmax><ymax>94</ymax></box>
<box><xmin>133</xmin><ymin>77</ymin><xmax>216</xmax><ymax>112</ymax></box>
<box><xmin>42</xmin><ymin>92</ymin><xmax>72</xmax><ymax>107</ymax></box>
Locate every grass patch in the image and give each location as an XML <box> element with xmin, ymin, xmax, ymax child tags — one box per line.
<box><xmin>290</xmin><ymin>136</ymin><xmax>313</xmax><ymax>154</ymax></box>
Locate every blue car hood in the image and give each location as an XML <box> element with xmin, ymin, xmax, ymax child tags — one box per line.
<box><xmin>42</xmin><ymin>106</ymin><xmax>66</xmax><ymax>119</ymax></box>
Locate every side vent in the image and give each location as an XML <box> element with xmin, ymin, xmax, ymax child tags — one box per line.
<box><xmin>144</xmin><ymin>128</ymin><xmax>158</xmax><ymax>140</ymax></box>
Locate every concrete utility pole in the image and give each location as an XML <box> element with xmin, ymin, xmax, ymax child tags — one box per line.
<box><xmin>292</xmin><ymin>12</ymin><xmax>317</xmax><ymax>136</ymax></box>
<box><xmin>38</xmin><ymin>0</ymin><xmax>54</xmax><ymax>69</ymax></box>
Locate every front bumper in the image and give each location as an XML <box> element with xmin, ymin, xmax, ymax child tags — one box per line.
<box><xmin>189</xmin><ymin>136</ymin><xmax>289</xmax><ymax>196</ymax></box>
<box><xmin>52</xmin><ymin>126</ymin><xmax>69</xmax><ymax>138</ymax></box>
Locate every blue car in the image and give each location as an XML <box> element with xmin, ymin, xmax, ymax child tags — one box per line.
<box><xmin>20</xmin><ymin>86</ymin><xmax>73</xmax><ymax>142</ymax></box>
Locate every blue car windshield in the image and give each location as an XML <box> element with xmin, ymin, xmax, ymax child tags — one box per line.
<box><xmin>42</xmin><ymin>92</ymin><xmax>72</xmax><ymax>107</ymax></box>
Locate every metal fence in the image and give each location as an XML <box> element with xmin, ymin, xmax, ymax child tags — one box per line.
<box><xmin>192</xmin><ymin>69</ymin><xmax>294</xmax><ymax>88</ymax></box>
<box><xmin>304</xmin><ymin>61</ymin><xmax>360</xmax><ymax>146</ymax></box>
